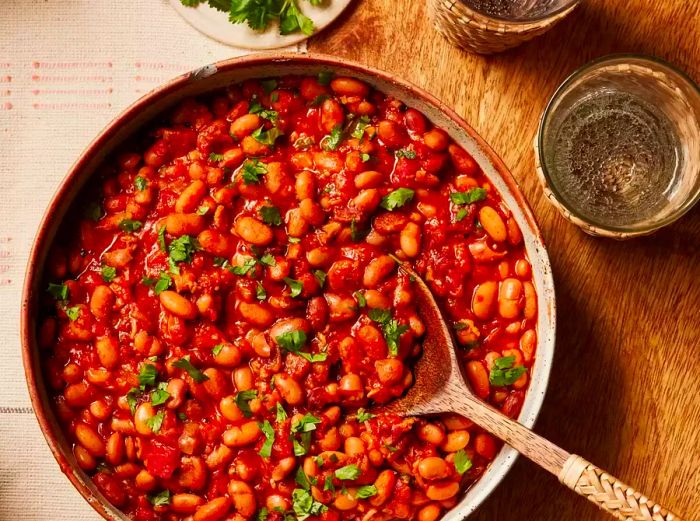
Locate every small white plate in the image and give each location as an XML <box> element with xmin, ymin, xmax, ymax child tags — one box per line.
<box><xmin>169</xmin><ymin>0</ymin><xmax>354</xmax><ymax>49</ymax></box>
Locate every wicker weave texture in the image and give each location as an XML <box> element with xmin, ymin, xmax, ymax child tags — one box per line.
<box><xmin>428</xmin><ymin>0</ymin><xmax>579</xmax><ymax>54</ymax></box>
<box><xmin>560</xmin><ymin>456</ymin><xmax>683</xmax><ymax>521</ymax></box>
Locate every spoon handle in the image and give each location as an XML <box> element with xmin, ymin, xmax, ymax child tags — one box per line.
<box><xmin>454</xmin><ymin>396</ymin><xmax>683</xmax><ymax>520</ymax></box>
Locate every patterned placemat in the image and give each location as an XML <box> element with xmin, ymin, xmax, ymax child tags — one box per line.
<box><xmin>0</xmin><ymin>1</ymin><xmax>304</xmax><ymax>518</ymax></box>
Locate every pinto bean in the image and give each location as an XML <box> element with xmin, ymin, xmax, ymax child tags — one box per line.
<box><xmin>176</xmin><ymin>180</ymin><xmax>207</xmax><ymax>213</ymax></box>
<box><xmin>75</xmin><ymin>423</ymin><xmax>105</xmax><ymax>457</ymax></box>
<box><xmin>330</xmin><ymin>77</ymin><xmax>370</xmax><ymax>98</ymax></box>
<box><xmin>90</xmin><ymin>285</ymin><xmax>114</xmax><ymax>319</ymax></box>
<box><xmin>228</xmin><ymin>480</ymin><xmax>256</xmax><ymax>517</ymax></box>
<box><xmin>197</xmin><ymin>229</ymin><xmax>232</xmax><ymax>256</ymax></box>
<box><xmin>166</xmin><ymin>213</ymin><xmax>205</xmax><ymax>236</ymax></box>
<box><xmin>172</xmin><ymin>493</ymin><xmax>205</xmax><ymax>514</ymax></box>
<box><xmin>479</xmin><ymin>206</ymin><xmax>507</xmax><ymax>242</ymax></box>
<box><xmin>95</xmin><ymin>336</ymin><xmax>119</xmax><ymax>369</ymax></box>
<box><xmin>234</xmin><ymin>216</ymin><xmax>273</xmax><ymax>246</ymax></box>
<box><xmin>275</xmin><ymin>374</ymin><xmax>304</xmax><ymax>405</ymax></box>
<box><xmin>472</xmin><ymin>281</ymin><xmax>497</xmax><ymax>319</ymax></box>
<box><xmin>223</xmin><ymin>421</ymin><xmax>261</xmax><ymax>447</ymax></box>
<box><xmin>498</xmin><ymin>278</ymin><xmax>523</xmax><ymax>319</ymax></box>
<box><xmin>400</xmin><ymin>222</ymin><xmax>421</xmax><ymax>258</ymax></box>
<box><xmin>160</xmin><ymin>290</ymin><xmax>198</xmax><ymax>320</ymax></box>
<box><xmin>363</xmin><ymin>255</ymin><xmax>396</xmax><ymax>288</ymax></box>
<box><xmin>418</xmin><ymin>457</ymin><xmax>451</xmax><ymax>481</ymax></box>
<box><xmin>230</xmin><ymin>113</ymin><xmax>261</xmax><ymax>139</ymax></box>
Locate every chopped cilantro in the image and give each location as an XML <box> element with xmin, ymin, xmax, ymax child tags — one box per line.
<box><xmin>211</xmin><ymin>343</ymin><xmax>225</xmax><ymax>356</ymax></box>
<box><xmin>64</xmin><ymin>305</ymin><xmax>80</xmax><ymax>321</ymax></box>
<box><xmin>276</xmin><ymin>330</ymin><xmax>307</xmax><ymax>352</ymax></box>
<box><xmin>208</xmin><ymin>152</ymin><xmax>224</xmax><ymax>162</ymax></box>
<box><xmin>256</xmin><ymin>507</ymin><xmax>269</xmax><ymax>521</ymax></box>
<box><xmin>295</xmin><ymin>466</ymin><xmax>312</xmax><ymax>490</ymax></box>
<box><xmin>173</xmin><ymin>356</ymin><xmax>209</xmax><ymax>383</ymax></box>
<box><xmin>134</xmin><ymin>176</ymin><xmax>148</xmax><ymax>191</ymax></box>
<box><xmin>157</xmin><ymin>226</ymin><xmax>167</xmax><ymax>252</ymax></box>
<box><xmin>145</xmin><ymin>410</ymin><xmax>165</xmax><ymax>433</ymax></box>
<box><xmin>351</xmin><ymin>115</ymin><xmax>371</xmax><ymax>140</ymax></box>
<box><xmin>251</xmin><ymin>125</ymin><xmax>284</xmax><ymax>146</ymax></box>
<box><xmin>259</xmin><ymin>205</ymin><xmax>282</xmax><ymax>226</ymax></box>
<box><xmin>275</xmin><ymin>402</ymin><xmax>287</xmax><ymax>422</ymax></box>
<box><xmin>101</xmin><ymin>265</ymin><xmax>117</xmax><ymax>282</ymax></box>
<box><xmin>138</xmin><ymin>363</ymin><xmax>158</xmax><ymax>387</ymax></box>
<box><xmin>360</xmin><ymin>152</ymin><xmax>370</xmax><ymax>162</ymax></box>
<box><xmin>321</xmin><ymin>125</ymin><xmax>343</xmax><ymax>151</ymax></box>
<box><xmin>256</xmin><ymin>282</ymin><xmax>267</xmax><ymax>301</ymax></box>
<box><xmin>235</xmin><ymin>390</ymin><xmax>257</xmax><ymax>418</ymax></box>
<box><xmin>450</xmin><ymin>187</ymin><xmax>487</xmax><ymax>205</ymax></box>
<box><xmin>380</xmin><ymin>187</ymin><xmax>414</xmax><ymax>211</ymax></box>
<box><xmin>453</xmin><ymin>449</ymin><xmax>473</xmax><ymax>474</ymax></box>
<box><xmin>150</xmin><ymin>382</ymin><xmax>170</xmax><ymax>406</ymax></box>
<box><xmin>258</xmin><ymin>420</ymin><xmax>275</xmax><ymax>458</ymax></box>
<box><xmin>195</xmin><ymin>205</ymin><xmax>209</xmax><ymax>216</ymax></box>
<box><xmin>313</xmin><ymin>269</ymin><xmax>326</xmax><ymax>288</ymax></box>
<box><xmin>118</xmin><ymin>219</ymin><xmax>143</xmax><ymax>233</ymax></box>
<box><xmin>260</xmin><ymin>79</ymin><xmax>277</xmax><ymax>94</ymax></box>
<box><xmin>259</xmin><ymin>253</ymin><xmax>276</xmax><ymax>266</ymax></box>
<box><xmin>232</xmin><ymin>257</ymin><xmax>257</xmax><ymax>276</ymax></box>
<box><xmin>356</xmin><ymin>485</ymin><xmax>378</xmax><ymax>498</ymax></box>
<box><xmin>143</xmin><ymin>271</ymin><xmax>171</xmax><ymax>295</ymax></box>
<box><xmin>291</xmin><ymin>487</ymin><xmax>327</xmax><ymax>521</ymax></box>
<box><xmin>283</xmin><ymin>277</ymin><xmax>303</xmax><ymax>298</ymax></box>
<box><xmin>368</xmin><ymin>308</ymin><xmax>409</xmax><ymax>357</ymax></box>
<box><xmin>356</xmin><ymin>408</ymin><xmax>374</xmax><ymax>423</ymax></box>
<box><xmin>334</xmin><ymin>464</ymin><xmax>360</xmax><ymax>480</ymax></box>
<box><xmin>47</xmin><ymin>282</ymin><xmax>69</xmax><ymax>301</ymax></box>
<box><xmin>489</xmin><ymin>356</ymin><xmax>527</xmax><ymax>386</ymax></box>
<box><xmin>455</xmin><ymin>208</ymin><xmax>469</xmax><ymax>222</ymax></box>
<box><xmin>350</xmin><ymin>219</ymin><xmax>369</xmax><ymax>243</ymax></box>
<box><xmin>147</xmin><ymin>489</ymin><xmax>171</xmax><ymax>507</ymax></box>
<box><xmin>353</xmin><ymin>290</ymin><xmax>366</xmax><ymax>308</ymax></box>
<box><xmin>168</xmin><ymin>235</ymin><xmax>197</xmax><ymax>274</ymax></box>
<box><xmin>395</xmin><ymin>148</ymin><xmax>417</xmax><ymax>159</ymax></box>
<box><xmin>126</xmin><ymin>387</ymin><xmax>141</xmax><ymax>415</ymax></box>
<box><xmin>293</xmin><ymin>135</ymin><xmax>314</xmax><ymax>150</ymax></box>
<box><xmin>240</xmin><ymin>159</ymin><xmax>267</xmax><ymax>185</ymax></box>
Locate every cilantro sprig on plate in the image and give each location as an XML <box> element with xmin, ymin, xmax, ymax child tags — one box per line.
<box><xmin>181</xmin><ymin>0</ymin><xmax>322</xmax><ymax>37</ymax></box>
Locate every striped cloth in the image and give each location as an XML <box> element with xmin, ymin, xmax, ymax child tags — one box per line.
<box><xmin>0</xmin><ymin>1</ymin><xmax>304</xmax><ymax>518</ymax></box>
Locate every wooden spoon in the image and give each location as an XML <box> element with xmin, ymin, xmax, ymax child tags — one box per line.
<box><xmin>380</xmin><ymin>267</ymin><xmax>682</xmax><ymax>521</ymax></box>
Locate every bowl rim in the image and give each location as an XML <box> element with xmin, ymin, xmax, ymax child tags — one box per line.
<box><xmin>536</xmin><ymin>52</ymin><xmax>700</xmax><ymax>236</ymax></box>
<box><xmin>20</xmin><ymin>52</ymin><xmax>555</xmax><ymax>521</ymax></box>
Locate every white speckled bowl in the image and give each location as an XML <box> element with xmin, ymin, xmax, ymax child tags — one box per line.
<box><xmin>22</xmin><ymin>53</ymin><xmax>556</xmax><ymax>521</ymax></box>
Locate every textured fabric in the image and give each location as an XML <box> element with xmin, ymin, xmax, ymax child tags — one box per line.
<box><xmin>0</xmin><ymin>2</ymin><xmax>304</xmax><ymax>518</ymax></box>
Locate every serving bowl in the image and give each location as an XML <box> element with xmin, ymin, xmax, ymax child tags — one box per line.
<box><xmin>21</xmin><ymin>53</ymin><xmax>556</xmax><ymax>521</ymax></box>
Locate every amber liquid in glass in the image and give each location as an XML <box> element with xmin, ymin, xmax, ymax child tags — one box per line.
<box><xmin>547</xmin><ymin>89</ymin><xmax>681</xmax><ymax>228</ymax></box>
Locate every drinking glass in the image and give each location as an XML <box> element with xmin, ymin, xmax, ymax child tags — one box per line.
<box><xmin>535</xmin><ymin>54</ymin><xmax>700</xmax><ymax>239</ymax></box>
<box><xmin>429</xmin><ymin>0</ymin><xmax>581</xmax><ymax>54</ymax></box>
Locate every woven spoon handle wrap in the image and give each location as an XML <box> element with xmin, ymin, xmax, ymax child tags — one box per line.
<box><xmin>559</xmin><ymin>455</ymin><xmax>683</xmax><ymax>521</ymax></box>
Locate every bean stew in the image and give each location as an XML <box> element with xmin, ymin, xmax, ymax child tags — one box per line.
<box><xmin>38</xmin><ymin>73</ymin><xmax>538</xmax><ymax>521</ymax></box>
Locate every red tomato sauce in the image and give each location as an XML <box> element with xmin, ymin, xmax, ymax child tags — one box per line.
<box><xmin>38</xmin><ymin>74</ymin><xmax>538</xmax><ymax>521</ymax></box>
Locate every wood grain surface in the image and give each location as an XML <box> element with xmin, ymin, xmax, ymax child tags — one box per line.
<box><xmin>309</xmin><ymin>1</ymin><xmax>700</xmax><ymax>520</ymax></box>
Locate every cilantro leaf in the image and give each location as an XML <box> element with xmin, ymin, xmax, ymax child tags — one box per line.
<box><xmin>321</xmin><ymin>125</ymin><xmax>343</xmax><ymax>151</ymax></box>
<box><xmin>249</xmin><ymin>101</ymin><xmax>278</xmax><ymax>122</ymax></box>
<box><xmin>360</xmin><ymin>152</ymin><xmax>371</xmax><ymax>162</ymax></box>
<box><xmin>212</xmin><ymin>343</ymin><xmax>225</xmax><ymax>356</ymax></box>
<box><xmin>451</xmin><ymin>187</ymin><xmax>487</xmax><ymax>205</ymax></box>
<box><xmin>295</xmin><ymin>466</ymin><xmax>312</xmax><ymax>490</ymax></box>
<box><xmin>256</xmin><ymin>281</ymin><xmax>267</xmax><ymax>301</ymax></box>
<box><xmin>259</xmin><ymin>205</ymin><xmax>282</xmax><ymax>226</ymax></box>
<box><xmin>145</xmin><ymin>410</ymin><xmax>165</xmax><ymax>433</ymax></box>
<box><xmin>101</xmin><ymin>265</ymin><xmax>117</xmax><ymax>283</ymax></box>
<box><xmin>173</xmin><ymin>356</ymin><xmax>209</xmax><ymax>383</ymax></box>
<box><xmin>292</xmin><ymin>487</ymin><xmax>327</xmax><ymax>521</ymax></box>
<box><xmin>260</xmin><ymin>79</ymin><xmax>277</xmax><ymax>94</ymax></box>
<box><xmin>368</xmin><ymin>308</ymin><xmax>408</xmax><ymax>357</ymax></box>
<box><xmin>150</xmin><ymin>382</ymin><xmax>170</xmax><ymax>407</ymax></box>
<box><xmin>208</xmin><ymin>152</ymin><xmax>224</xmax><ymax>162</ymax></box>
<box><xmin>240</xmin><ymin>159</ymin><xmax>267</xmax><ymax>185</ymax></box>
<box><xmin>251</xmin><ymin>125</ymin><xmax>284</xmax><ymax>146</ymax></box>
<box><xmin>353</xmin><ymin>290</ymin><xmax>367</xmax><ymax>308</ymax></box>
<box><xmin>356</xmin><ymin>485</ymin><xmax>378</xmax><ymax>498</ymax></box>
<box><xmin>259</xmin><ymin>253</ymin><xmax>276</xmax><ymax>266</ymax></box>
<box><xmin>280</xmin><ymin>2</ymin><xmax>314</xmax><ymax>36</ymax></box>
<box><xmin>65</xmin><ymin>306</ymin><xmax>80</xmax><ymax>322</ymax></box>
<box><xmin>119</xmin><ymin>219</ymin><xmax>143</xmax><ymax>233</ymax></box>
<box><xmin>134</xmin><ymin>176</ymin><xmax>148</xmax><ymax>191</ymax></box>
<box><xmin>351</xmin><ymin>116</ymin><xmax>371</xmax><ymax>140</ymax></box>
<box><xmin>235</xmin><ymin>390</ymin><xmax>258</xmax><ymax>418</ymax></box>
<box><xmin>168</xmin><ymin>235</ymin><xmax>197</xmax><ymax>274</ymax></box>
<box><xmin>356</xmin><ymin>408</ymin><xmax>374</xmax><ymax>423</ymax></box>
<box><xmin>276</xmin><ymin>402</ymin><xmax>287</xmax><ymax>422</ymax></box>
<box><xmin>258</xmin><ymin>420</ymin><xmax>275</xmax><ymax>458</ymax></box>
<box><xmin>276</xmin><ymin>330</ymin><xmax>307</xmax><ymax>352</ymax></box>
<box><xmin>380</xmin><ymin>188</ymin><xmax>414</xmax><ymax>211</ymax></box>
<box><xmin>229</xmin><ymin>0</ymin><xmax>276</xmax><ymax>30</ymax></box>
<box><xmin>157</xmin><ymin>226</ymin><xmax>167</xmax><ymax>252</ymax></box>
<box><xmin>126</xmin><ymin>387</ymin><xmax>142</xmax><ymax>415</ymax></box>
<box><xmin>395</xmin><ymin>148</ymin><xmax>417</xmax><ymax>159</ymax></box>
<box><xmin>455</xmin><ymin>208</ymin><xmax>469</xmax><ymax>222</ymax></box>
<box><xmin>138</xmin><ymin>364</ymin><xmax>158</xmax><ymax>387</ymax></box>
<box><xmin>453</xmin><ymin>449</ymin><xmax>473</xmax><ymax>474</ymax></box>
<box><xmin>489</xmin><ymin>356</ymin><xmax>527</xmax><ymax>386</ymax></box>
<box><xmin>147</xmin><ymin>489</ymin><xmax>171</xmax><ymax>507</ymax></box>
<box><xmin>143</xmin><ymin>271</ymin><xmax>172</xmax><ymax>295</ymax></box>
<box><xmin>283</xmin><ymin>277</ymin><xmax>303</xmax><ymax>298</ymax></box>
<box><xmin>232</xmin><ymin>257</ymin><xmax>257</xmax><ymax>276</ymax></box>
<box><xmin>47</xmin><ymin>282</ymin><xmax>69</xmax><ymax>301</ymax></box>
<box><xmin>313</xmin><ymin>269</ymin><xmax>326</xmax><ymax>288</ymax></box>
<box><xmin>256</xmin><ymin>507</ymin><xmax>269</xmax><ymax>521</ymax></box>
<box><xmin>334</xmin><ymin>464</ymin><xmax>360</xmax><ymax>480</ymax></box>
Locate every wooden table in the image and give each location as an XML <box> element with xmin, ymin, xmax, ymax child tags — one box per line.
<box><xmin>310</xmin><ymin>1</ymin><xmax>700</xmax><ymax>519</ymax></box>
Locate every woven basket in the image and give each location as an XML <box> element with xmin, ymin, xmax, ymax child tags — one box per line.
<box><xmin>429</xmin><ymin>0</ymin><xmax>581</xmax><ymax>54</ymax></box>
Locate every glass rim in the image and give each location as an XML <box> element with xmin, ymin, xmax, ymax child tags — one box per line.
<box><xmin>536</xmin><ymin>53</ymin><xmax>700</xmax><ymax>234</ymax></box>
<box><xmin>458</xmin><ymin>0</ymin><xmax>581</xmax><ymax>24</ymax></box>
